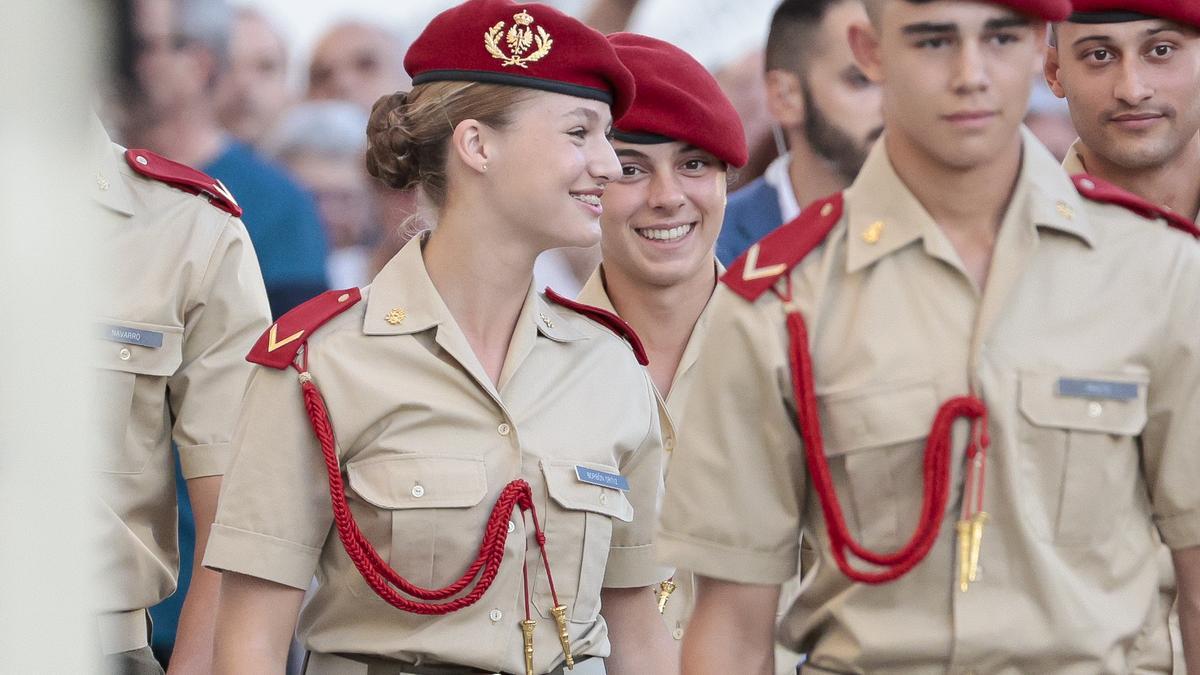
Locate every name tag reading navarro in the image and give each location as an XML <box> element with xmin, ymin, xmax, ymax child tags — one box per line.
<box><xmin>1056</xmin><ymin>377</ymin><xmax>1139</xmax><ymax>401</ymax></box>
<box><xmin>575</xmin><ymin>466</ymin><xmax>630</xmax><ymax>492</ymax></box>
<box><xmin>100</xmin><ymin>324</ymin><xmax>164</xmax><ymax>349</ymax></box>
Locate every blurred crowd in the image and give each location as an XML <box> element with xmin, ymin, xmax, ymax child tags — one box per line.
<box><xmin>100</xmin><ymin>0</ymin><xmax>1078</xmax><ymax>664</ymax></box>
<box><xmin>104</xmin><ymin>0</ymin><xmax>1077</xmax><ymax>312</ymax></box>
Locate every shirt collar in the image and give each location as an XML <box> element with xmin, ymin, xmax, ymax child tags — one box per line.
<box><xmin>89</xmin><ymin>114</ymin><xmax>136</xmax><ymax>217</ymax></box>
<box><xmin>844</xmin><ymin>127</ymin><xmax>1093</xmax><ymax>274</ymax></box>
<box><xmin>1062</xmin><ymin>139</ymin><xmax>1088</xmax><ymax>175</ymax></box>
<box><xmin>762</xmin><ymin>151</ymin><xmax>801</xmax><ymax>223</ymax></box>
<box><xmin>363</xmin><ymin>235</ymin><xmax>583</xmax><ymax>343</ymax></box>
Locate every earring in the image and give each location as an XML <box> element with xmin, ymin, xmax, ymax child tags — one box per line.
<box><xmin>482</xmin><ymin>162</ymin><xmax>489</xmax><ymax>172</ymax></box>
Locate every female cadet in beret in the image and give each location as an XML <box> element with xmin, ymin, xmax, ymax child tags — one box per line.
<box><xmin>573</xmin><ymin>30</ymin><xmax>749</xmax><ymax>651</ymax></box>
<box><xmin>202</xmin><ymin>1</ymin><xmax>676</xmax><ymax>673</ymax></box>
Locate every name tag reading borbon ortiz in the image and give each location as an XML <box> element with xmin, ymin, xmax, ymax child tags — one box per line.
<box><xmin>100</xmin><ymin>324</ymin><xmax>164</xmax><ymax>349</ymax></box>
<box><xmin>575</xmin><ymin>466</ymin><xmax>630</xmax><ymax>492</ymax></box>
<box><xmin>1056</xmin><ymin>377</ymin><xmax>1139</xmax><ymax>401</ymax></box>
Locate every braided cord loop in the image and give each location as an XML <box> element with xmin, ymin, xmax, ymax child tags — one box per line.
<box><xmin>297</xmin><ymin>371</ymin><xmax>549</xmax><ymax>614</ymax></box>
<box><xmin>776</xmin><ymin>283</ymin><xmax>986</xmax><ymax>584</ymax></box>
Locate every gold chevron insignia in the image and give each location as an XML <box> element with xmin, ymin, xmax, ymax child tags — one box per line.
<box><xmin>266</xmin><ymin>324</ymin><xmax>304</xmax><ymax>352</ymax></box>
<box><xmin>741</xmin><ymin>244</ymin><xmax>787</xmax><ymax>281</ymax></box>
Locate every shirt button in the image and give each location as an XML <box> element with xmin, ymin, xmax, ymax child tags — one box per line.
<box><xmin>118</xmin><ymin>347</ymin><xmax>131</xmax><ymax>361</ymax></box>
<box><xmin>1087</xmin><ymin>401</ymin><xmax>1103</xmax><ymax>418</ymax></box>
<box><xmin>411</xmin><ymin>484</ymin><xmax>425</xmax><ymax>498</ymax></box>
<box><xmin>665</xmin><ymin>437</ymin><xmax>676</xmax><ymax>451</ymax></box>
<box><xmin>508</xmin><ymin>520</ymin><xmax>516</xmax><ymax>533</ymax></box>
<box><xmin>498</xmin><ymin>423</ymin><xmax>511</xmax><ymax>436</ymax></box>
<box><xmin>672</xmin><ymin>627</ymin><xmax>684</xmax><ymax>640</ymax></box>
<box><xmin>489</xmin><ymin>609</ymin><xmax>503</xmax><ymax>623</ymax></box>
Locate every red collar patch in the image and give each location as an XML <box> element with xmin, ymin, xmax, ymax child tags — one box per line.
<box><xmin>723</xmin><ymin>193</ymin><xmax>844</xmax><ymax>301</ymax></box>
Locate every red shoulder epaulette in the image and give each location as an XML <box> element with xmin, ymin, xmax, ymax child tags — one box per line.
<box><xmin>1072</xmin><ymin>174</ymin><xmax>1200</xmax><ymax>239</ymax></box>
<box><xmin>248</xmin><ymin>289</ymin><xmax>362</xmax><ymax>369</ymax></box>
<box><xmin>544</xmin><ymin>287</ymin><xmax>649</xmax><ymax>366</ymax></box>
<box><xmin>124</xmin><ymin>149</ymin><xmax>243</xmax><ymax>217</ymax></box>
<box><xmin>722</xmin><ymin>193</ymin><xmax>844</xmax><ymax>301</ymax></box>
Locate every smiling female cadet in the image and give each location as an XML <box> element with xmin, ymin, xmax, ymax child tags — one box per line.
<box><xmin>574</xmin><ymin>32</ymin><xmax>747</xmax><ymax>652</ymax></box>
<box><xmin>200</xmin><ymin>1</ymin><xmax>676</xmax><ymax>673</ymax></box>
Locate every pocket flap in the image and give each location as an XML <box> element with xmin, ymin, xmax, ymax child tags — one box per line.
<box><xmin>1019</xmin><ymin>371</ymin><xmax>1148</xmax><ymax>435</ymax></box>
<box><xmin>541</xmin><ymin>460</ymin><xmax>633</xmax><ymax>522</ymax></box>
<box><xmin>820</xmin><ymin>381</ymin><xmax>939</xmax><ymax>456</ymax></box>
<box><xmin>347</xmin><ymin>455</ymin><xmax>488</xmax><ymax>510</ymax></box>
<box><xmin>95</xmin><ymin>320</ymin><xmax>183</xmax><ymax>376</ymax></box>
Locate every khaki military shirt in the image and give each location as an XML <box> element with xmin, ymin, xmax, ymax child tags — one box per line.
<box><xmin>576</xmin><ymin>263</ymin><xmax>721</xmax><ymax>643</ymax></box>
<box><xmin>1061</xmin><ymin>139</ymin><xmax>1187</xmax><ymax>674</ymax></box>
<box><xmin>657</xmin><ymin>129</ymin><xmax>1200</xmax><ymax>673</ymax></box>
<box><xmin>90</xmin><ymin>120</ymin><xmax>271</xmax><ymax>622</ymax></box>
<box><xmin>204</xmin><ymin>236</ymin><xmax>669</xmax><ymax>674</ymax></box>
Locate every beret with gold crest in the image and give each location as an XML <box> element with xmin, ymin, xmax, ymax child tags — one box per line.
<box><xmin>1069</xmin><ymin>0</ymin><xmax>1200</xmax><ymax>27</ymax></box>
<box><xmin>403</xmin><ymin>0</ymin><xmax>636</xmax><ymax>119</ymax></box>
<box><xmin>607</xmin><ymin>32</ymin><xmax>748</xmax><ymax>168</ymax></box>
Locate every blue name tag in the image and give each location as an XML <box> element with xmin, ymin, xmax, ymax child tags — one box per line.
<box><xmin>575</xmin><ymin>466</ymin><xmax>630</xmax><ymax>492</ymax></box>
<box><xmin>100</xmin><ymin>324</ymin><xmax>164</xmax><ymax>349</ymax></box>
<box><xmin>1056</xmin><ymin>377</ymin><xmax>1139</xmax><ymax>401</ymax></box>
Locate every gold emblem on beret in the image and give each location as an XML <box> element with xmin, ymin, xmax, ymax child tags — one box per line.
<box><xmin>485</xmin><ymin>10</ymin><xmax>553</xmax><ymax>68</ymax></box>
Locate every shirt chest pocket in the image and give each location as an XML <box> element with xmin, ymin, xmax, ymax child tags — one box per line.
<box><xmin>533</xmin><ymin>460</ymin><xmax>633</xmax><ymax>624</ymax></box>
<box><xmin>346</xmin><ymin>455</ymin><xmax>489</xmax><ymax>589</ymax></box>
<box><xmin>819</xmin><ymin>381</ymin><xmax>939</xmax><ymax>552</ymax></box>
<box><xmin>1017</xmin><ymin>370</ymin><xmax>1148</xmax><ymax>546</ymax></box>
<box><xmin>94</xmin><ymin>320</ymin><xmax>183</xmax><ymax>474</ymax></box>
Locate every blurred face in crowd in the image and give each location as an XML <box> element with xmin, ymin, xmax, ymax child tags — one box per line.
<box><xmin>474</xmin><ymin>93</ymin><xmax>619</xmax><ymax>251</ymax></box>
<box><xmin>1046</xmin><ymin>18</ymin><xmax>1200</xmax><ymax>170</ymax></box>
<box><xmin>769</xmin><ymin>1</ymin><xmax>884</xmax><ymax>179</ymax></box>
<box><xmin>600</xmin><ymin>141</ymin><xmax>726</xmax><ymax>288</ymax></box>
<box><xmin>853</xmin><ymin>0</ymin><xmax>1046</xmax><ymax>171</ymax></box>
<box><xmin>283</xmin><ymin>152</ymin><xmax>374</xmax><ymax>250</ymax></box>
<box><xmin>131</xmin><ymin>0</ymin><xmax>206</xmax><ymax>119</ymax></box>
<box><xmin>307</xmin><ymin>23</ymin><xmax>408</xmax><ymax>110</ymax></box>
<box><xmin>217</xmin><ymin>11</ymin><xmax>292</xmax><ymax>144</ymax></box>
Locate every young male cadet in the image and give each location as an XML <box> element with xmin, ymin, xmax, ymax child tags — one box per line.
<box><xmin>656</xmin><ymin>0</ymin><xmax>1200</xmax><ymax>672</ymax></box>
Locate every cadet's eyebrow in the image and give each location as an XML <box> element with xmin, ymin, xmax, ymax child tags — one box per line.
<box><xmin>984</xmin><ymin>17</ymin><xmax>1031</xmax><ymax>30</ymax></box>
<box><xmin>1072</xmin><ymin>34</ymin><xmax>1114</xmax><ymax>47</ymax></box>
<box><xmin>902</xmin><ymin>22</ymin><xmax>957</xmax><ymax>35</ymax></box>
<box><xmin>565</xmin><ymin>107</ymin><xmax>600</xmax><ymax>124</ymax></box>
<box><xmin>615</xmin><ymin>148</ymin><xmax>650</xmax><ymax>159</ymax></box>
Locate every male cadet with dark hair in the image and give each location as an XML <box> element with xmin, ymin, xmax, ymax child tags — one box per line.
<box><xmin>90</xmin><ymin>81</ymin><xmax>270</xmax><ymax>675</ymax></box>
<box><xmin>1045</xmin><ymin>2</ymin><xmax>1200</xmax><ymax>226</ymax></box>
<box><xmin>716</xmin><ymin>0</ymin><xmax>884</xmax><ymax>265</ymax></box>
<box><xmin>1044</xmin><ymin>5</ymin><xmax>1200</xmax><ymax>671</ymax></box>
<box><xmin>657</xmin><ymin>0</ymin><xmax>1200</xmax><ymax>672</ymax></box>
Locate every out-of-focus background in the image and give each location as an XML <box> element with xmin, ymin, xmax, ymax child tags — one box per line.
<box><xmin>0</xmin><ymin>0</ymin><xmax>1079</xmax><ymax>670</ymax></box>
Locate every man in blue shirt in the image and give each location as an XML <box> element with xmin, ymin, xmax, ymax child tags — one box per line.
<box><xmin>121</xmin><ymin>0</ymin><xmax>329</xmax><ymax>319</ymax></box>
<box><xmin>717</xmin><ymin>0</ymin><xmax>883</xmax><ymax>264</ymax></box>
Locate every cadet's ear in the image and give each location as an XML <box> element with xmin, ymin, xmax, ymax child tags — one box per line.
<box><xmin>848</xmin><ymin>20</ymin><xmax>883</xmax><ymax>84</ymax></box>
<box><xmin>1044</xmin><ymin>45</ymin><xmax>1067</xmax><ymax>98</ymax></box>
<box><xmin>765</xmin><ymin>69</ymin><xmax>806</xmax><ymax>128</ymax></box>
<box><xmin>450</xmin><ymin>118</ymin><xmax>490</xmax><ymax>176</ymax></box>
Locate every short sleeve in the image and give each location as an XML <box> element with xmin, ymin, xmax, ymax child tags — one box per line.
<box><xmin>169</xmin><ymin>216</ymin><xmax>271</xmax><ymax>479</ymax></box>
<box><xmin>1143</xmin><ymin>243</ymin><xmax>1200</xmax><ymax>551</ymax></box>
<box><xmin>656</xmin><ymin>284</ymin><xmax>807</xmax><ymax>585</ymax></box>
<box><xmin>603</xmin><ymin>372</ymin><xmax>672</xmax><ymax>588</ymax></box>
<box><xmin>202</xmin><ymin>364</ymin><xmax>335</xmax><ymax>589</ymax></box>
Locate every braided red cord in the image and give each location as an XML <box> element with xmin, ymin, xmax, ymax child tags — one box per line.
<box><xmin>780</xmin><ymin>301</ymin><xmax>986</xmax><ymax>584</ymax></box>
<box><xmin>298</xmin><ymin>374</ymin><xmax>542</xmax><ymax>614</ymax></box>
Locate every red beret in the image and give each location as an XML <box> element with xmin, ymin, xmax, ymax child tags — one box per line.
<box><xmin>404</xmin><ymin>0</ymin><xmax>636</xmax><ymax>119</ymax></box>
<box><xmin>1069</xmin><ymin>0</ymin><xmax>1200</xmax><ymax>28</ymax></box>
<box><xmin>984</xmin><ymin>0</ymin><xmax>1073</xmax><ymax>21</ymax></box>
<box><xmin>607</xmin><ymin>33</ymin><xmax>748</xmax><ymax>168</ymax></box>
